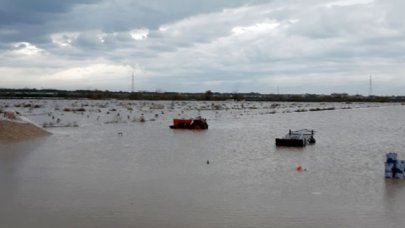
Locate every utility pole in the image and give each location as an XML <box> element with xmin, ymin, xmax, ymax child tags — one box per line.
<box><xmin>131</xmin><ymin>72</ymin><xmax>134</xmax><ymax>93</ymax></box>
<box><xmin>369</xmin><ymin>75</ymin><xmax>372</xmax><ymax>96</ymax></box>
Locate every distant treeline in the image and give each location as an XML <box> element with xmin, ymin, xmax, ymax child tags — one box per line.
<box><xmin>1</xmin><ymin>88</ymin><xmax>405</xmax><ymax>102</ymax></box>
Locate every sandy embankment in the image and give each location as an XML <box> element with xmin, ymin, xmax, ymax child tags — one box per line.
<box><xmin>0</xmin><ymin>120</ymin><xmax>50</xmax><ymax>144</ymax></box>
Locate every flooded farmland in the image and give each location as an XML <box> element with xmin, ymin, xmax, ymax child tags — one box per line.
<box><xmin>1</xmin><ymin>100</ymin><xmax>405</xmax><ymax>228</ymax></box>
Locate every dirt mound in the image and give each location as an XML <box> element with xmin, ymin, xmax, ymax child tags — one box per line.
<box><xmin>0</xmin><ymin>120</ymin><xmax>50</xmax><ymax>144</ymax></box>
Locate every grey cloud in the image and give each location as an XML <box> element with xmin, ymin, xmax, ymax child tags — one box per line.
<box><xmin>1</xmin><ymin>0</ymin><xmax>405</xmax><ymax>94</ymax></box>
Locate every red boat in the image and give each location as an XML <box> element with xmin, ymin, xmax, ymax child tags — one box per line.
<box><xmin>169</xmin><ymin>117</ymin><xmax>208</xmax><ymax>129</ymax></box>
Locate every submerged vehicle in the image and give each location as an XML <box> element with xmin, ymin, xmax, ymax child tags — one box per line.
<box><xmin>275</xmin><ymin>129</ymin><xmax>316</xmax><ymax>147</ymax></box>
<box><xmin>169</xmin><ymin>117</ymin><xmax>208</xmax><ymax>129</ymax></box>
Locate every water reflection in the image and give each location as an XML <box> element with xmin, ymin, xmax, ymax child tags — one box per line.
<box><xmin>0</xmin><ymin>138</ymin><xmax>48</xmax><ymax>225</ymax></box>
<box><xmin>0</xmin><ymin>138</ymin><xmax>47</xmax><ymax>161</ymax></box>
<box><xmin>383</xmin><ymin>179</ymin><xmax>405</xmax><ymax>226</ymax></box>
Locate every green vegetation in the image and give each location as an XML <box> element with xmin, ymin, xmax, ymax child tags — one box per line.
<box><xmin>1</xmin><ymin>88</ymin><xmax>404</xmax><ymax>102</ymax></box>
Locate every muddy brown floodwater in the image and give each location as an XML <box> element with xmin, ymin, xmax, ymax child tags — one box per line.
<box><xmin>1</xmin><ymin>100</ymin><xmax>405</xmax><ymax>228</ymax></box>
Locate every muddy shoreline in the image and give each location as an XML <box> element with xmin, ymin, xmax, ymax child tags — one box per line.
<box><xmin>0</xmin><ymin>120</ymin><xmax>50</xmax><ymax>144</ymax></box>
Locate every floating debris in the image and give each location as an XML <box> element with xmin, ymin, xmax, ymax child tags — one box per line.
<box><xmin>43</xmin><ymin>121</ymin><xmax>79</xmax><ymax>128</ymax></box>
<box><xmin>276</xmin><ymin>129</ymin><xmax>316</xmax><ymax>147</ymax></box>
<box><xmin>296</xmin><ymin>165</ymin><xmax>307</xmax><ymax>172</ymax></box>
<box><xmin>385</xmin><ymin>153</ymin><xmax>405</xmax><ymax>179</ymax></box>
<box><xmin>169</xmin><ymin>116</ymin><xmax>208</xmax><ymax>130</ymax></box>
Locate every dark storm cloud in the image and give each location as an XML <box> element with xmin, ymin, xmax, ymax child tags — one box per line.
<box><xmin>0</xmin><ymin>0</ymin><xmax>99</xmax><ymax>27</ymax></box>
<box><xmin>0</xmin><ymin>0</ymin><xmax>271</xmax><ymax>30</ymax></box>
<box><xmin>0</xmin><ymin>0</ymin><xmax>272</xmax><ymax>46</ymax></box>
<box><xmin>0</xmin><ymin>0</ymin><xmax>100</xmax><ymax>44</ymax></box>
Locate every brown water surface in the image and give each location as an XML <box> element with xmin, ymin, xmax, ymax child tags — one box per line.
<box><xmin>1</xmin><ymin>102</ymin><xmax>405</xmax><ymax>227</ymax></box>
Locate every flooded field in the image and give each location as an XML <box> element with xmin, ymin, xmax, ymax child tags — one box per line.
<box><xmin>1</xmin><ymin>100</ymin><xmax>405</xmax><ymax>228</ymax></box>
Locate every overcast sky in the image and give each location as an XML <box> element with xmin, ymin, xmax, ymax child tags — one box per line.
<box><xmin>1</xmin><ymin>0</ymin><xmax>404</xmax><ymax>95</ymax></box>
